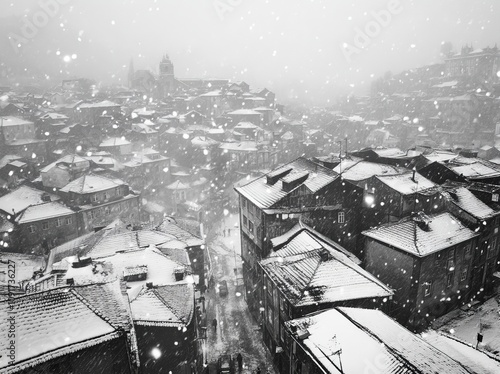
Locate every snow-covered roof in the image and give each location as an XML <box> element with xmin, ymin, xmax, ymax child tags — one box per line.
<box><xmin>60</xmin><ymin>174</ymin><xmax>126</xmax><ymax>194</ymax></box>
<box><xmin>285</xmin><ymin>308</ymin><xmax>470</xmax><ymax>374</ymax></box>
<box><xmin>0</xmin><ymin>281</ymin><xmax>132</xmax><ymax>372</ymax></box>
<box><xmin>443</xmin><ymin>185</ymin><xmax>498</xmax><ymax>220</ymax></box>
<box><xmin>15</xmin><ymin>201</ymin><xmax>74</xmax><ymax>224</ymax></box>
<box><xmin>375</xmin><ymin>172</ymin><xmax>436</xmax><ymax>195</ymax></box>
<box><xmin>65</xmin><ymin>245</ymin><xmax>188</xmax><ymax>297</ymax></box>
<box><xmin>0</xmin><ymin>186</ymin><xmax>60</xmax><ymax>216</ymax></box>
<box><xmin>156</xmin><ymin>218</ymin><xmax>204</xmax><ymax>247</ymax></box>
<box><xmin>0</xmin><ymin>116</ymin><xmax>33</xmax><ymax>127</ymax></box>
<box><xmin>262</xmin><ymin>229</ymin><xmax>392</xmax><ymax>306</ymax></box>
<box><xmin>219</xmin><ymin>141</ymin><xmax>259</xmax><ymax>152</ymax></box>
<box><xmin>99</xmin><ymin>137</ymin><xmax>131</xmax><ymax>147</ymax></box>
<box><xmin>227</xmin><ymin>109</ymin><xmax>262</xmax><ymax>116</ymax></box>
<box><xmin>333</xmin><ymin>160</ymin><xmax>406</xmax><ymax>182</ymax></box>
<box><xmin>40</xmin><ymin>154</ymin><xmax>89</xmax><ymax>173</ymax></box>
<box><xmin>79</xmin><ymin>100</ymin><xmax>120</xmax><ymax>109</ymax></box>
<box><xmin>85</xmin><ymin>230</ymin><xmax>177</xmax><ymax>258</ymax></box>
<box><xmin>449</xmin><ymin>162</ymin><xmax>500</xmax><ymax>179</ymax></box>
<box><xmin>130</xmin><ymin>283</ymin><xmax>194</xmax><ymax>326</ymax></box>
<box><xmin>235</xmin><ymin>158</ymin><xmax>338</xmax><ymax>209</ymax></box>
<box><xmin>423</xmin><ymin>331</ymin><xmax>500</xmax><ymax>374</ymax></box>
<box><xmin>363</xmin><ymin>212</ymin><xmax>478</xmax><ymax>257</ymax></box>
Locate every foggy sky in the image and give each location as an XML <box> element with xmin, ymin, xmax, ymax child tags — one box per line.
<box><xmin>1</xmin><ymin>0</ymin><xmax>499</xmax><ymax>104</ymax></box>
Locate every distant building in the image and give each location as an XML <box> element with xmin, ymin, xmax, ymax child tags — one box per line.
<box><xmin>445</xmin><ymin>44</ymin><xmax>500</xmax><ymax>83</ymax></box>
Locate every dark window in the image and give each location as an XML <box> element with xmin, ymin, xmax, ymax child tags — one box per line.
<box><xmin>338</xmin><ymin>211</ymin><xmax>345</xmax><ymax>224</ymax></box>
<box><xmin>424</xmin><ymin>282</ymin><xmax>432</xmax><ymax>297</ymax></box>
<box><xmin>446</xmin><ymin>272</ymin><xmax>454</xmax><ymax>288</ymax></box>
<box><xmin>42</xmin><ymin>222</ymin><xmax>49</xmax><ymax>230</ymax></box>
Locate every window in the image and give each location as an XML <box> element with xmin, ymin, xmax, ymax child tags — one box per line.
<box><xmin>338</xmin><ymin>211</ymin><xmax>345</xmax><ymax>224</ymax></box>
<box><xmin>424</xmin><ymin>282</ymin><xmax>432</xmax><ymax>297</ymax></box>
<box><xmin>248</xmin><ymin>220</ymin><xmax>254</xmax><ymax>234</ymax></box>
<box><xmin>243</xmin><ymin>215</ymin><xmax>248</xmax><ymax>227</ymax></box>
<box><xmin>28</xmin><ymin>225</ymin><xmax>35</xmax><ymax>233</ymax></box>
<box><xmin>447</xmin><ymin>248</ymin><xmax>455</xmax><ymax>270</ymax></box>
<box><xmin>486</xmin><ymin>237</ymin><xmax>497</xmax><ymax>258</ymax></box>
<box><xmin>42</xmin><ymin>222</ymin><xmax>49</xmax><ymax>230</ymax></box>
<box><xmin>242</xmin><ymin>198</ymin><xmax>247</xmax><ymax>209</ymax></box>
<box><xmin>104</xmin><ymin>206</ymin><xmax>111</xmax><ymax>215</ymax></box>
<box><xmin>56</xmin><ymin>218</ymin><xmax>63</xmax><ymax>227</ymax></box>
<box><xmin>460</xmin><ymin>266</ymin><xmax>468</xmax><ymax>282</ymax></box>
<box><xmin>446</xmin><ymin>272</ymin><xmax>454</xmax><ymax>288</ymax></box>
<box><xmin>115</xmin><ymin>187</ymin><xmax>120</xmax><ymax>196</ymax></box>
<box><xmin>492</xmin><ymin>193</ymin><xmax>499</xmax><ymax>202</ymax></box>
<box><xmin>464</xmin><ymin>243</ymin><xmax>471</xmax><ymax>258</ymax></box>
<box><xmin>90</xmin><ymin>194</ymin><xmax>98</xmax><ymax>202</ymax></box>
<box><xmin>103</xmin><ymin>192</ymin><xmax>108</xmax><ymax>200</ymax></box>
<box><xmin>66</xmin><ymin>217</ymin><xmax>72</xmax><ymax>225</ymax></box>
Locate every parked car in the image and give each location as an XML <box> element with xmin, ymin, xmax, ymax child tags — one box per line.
<box><xmin>217</xmin><ymin>354</ymin><xmax>233</xmax><ymax>374</ymax></box>
<box><xmin>218</xmin><ymin>280</ymin><xmax>228</xmax><ymax>296</ymax></box>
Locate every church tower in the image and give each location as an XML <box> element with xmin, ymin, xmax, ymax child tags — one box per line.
<box><xmin>159</xmin><ymin>53</ymin><xmax>175</xmax><ymax>97</ymax></box>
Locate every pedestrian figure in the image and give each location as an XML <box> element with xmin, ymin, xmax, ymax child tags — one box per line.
<box><xmin>236</xmin><ymin>353</ymin><xmax>243</xmax><ymax>371</ymax></box>
<box><xmin>228</xmin><ymin>228</ymin><xmax>231</xmax><ymax>236</ymax></box>
<box><xmin>256</xmin><ymin>366</ymin><xmax>261</xmax><ymax>374</ymax></box>
<box><xmin>223</xmin><ymin>229</ymin><xmax>226</xmax><ymax>237</ymax></box>
<box><xmin>212</xmin><ymin>318</ymin><xmax>217</xmax><ymax>332</ymax></box>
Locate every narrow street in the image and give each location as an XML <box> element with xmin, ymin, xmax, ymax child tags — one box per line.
<box><xmin>204</xmin><ymin>212</ymin><xmax>275</xmax><ymax>374</ymax></box>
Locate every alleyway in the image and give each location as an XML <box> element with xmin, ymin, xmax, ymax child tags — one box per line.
<box><xmin>204</xmin><ymin>213</ymin><xmax>275</xmax><ymax>374</ymax></box>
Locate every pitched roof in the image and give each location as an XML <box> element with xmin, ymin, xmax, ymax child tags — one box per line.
<box><xmin>375</xmin><ymin>172</ymin><xmax>436</xmax><ymax>195</ymax></box>
<box><xmin>442</xmin><ymin>185</ymin><xmax>498</xmax><ymax>220</ymax></box>
<box><xmin>156</xmin><ymin>218</ymin><xmax>204</xmax><ymax>247</ymax></box>
<box><xmin>59</xmin><ymin>174</ymin><xmax>126</xmax><ymax>194</ymax></box>
<box><xmin>0</xmin><ymin>116</ymin><xmax>33</xmax><ymax>127</ymax></box>
<box><xmin>333</xmin><ymin>160</ymin><xmax>406</xmax><ymax>182</ymax></box>
<box><xmin>0</xmin><ymin>282</ymin><xmax>131</xmax><ymax>372</ymax></box>
<box><xmin>130</xmin><ymin>283</ymin><xmax>194</xmax><ymax>326</ymax></box>
<box><xmin>261</xmin><ymin>229</ymin><xmax>392</xmax><ymax>306</ymax></box>
<box><xmin>235</xmin><ymin>158</ymin><xmax>338</xmax><ymax>209</ymax></box>
<box><xmin>363</xmin><ymin>212</ymin><xmax>478</xmax><ymax>256</ymax></box>
<box><xmin>85</xmin><ymin>230</ymin><xmax>177</xmax><ymax>258</ymax></box>
<box><xmin>15</xmin><ymin>201</ymin><xmax>74</xmax><ymax>224</ymax></box>
<box><xmin>0</xmin><ymin>186</ymin><xmax>60</xmax><ymax>216</ymax></box>
<box><xmin>40</xmin><ymin>154</ymin><xmax>89</xmax><ymax>173</ymax></box>
<box><xmin>285</xmin><ymin>307</ymin><xmax>470</xmax><ymax>374</ymax></box>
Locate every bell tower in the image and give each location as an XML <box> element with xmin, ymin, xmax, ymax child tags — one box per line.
<box><xmin>159</xmin><ymin>53</ymin><xmax>175</xmax><ymax>97</ymax></box>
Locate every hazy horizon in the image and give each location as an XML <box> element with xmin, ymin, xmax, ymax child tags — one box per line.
<box><xmin>1</xmin><ymin>0</ymin><xmax>499</xmax><ymax>104</ymax></box>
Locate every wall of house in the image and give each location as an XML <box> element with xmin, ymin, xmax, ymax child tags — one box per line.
<box><xmin>415</xmin><ymin>243</ymin><xmax>474</xmax><ymax>322</ymax></box>
<box><xmin>135</xmin><ymin>320</ymin><xmax>196</xmax><ymax>374</ymax></box>
<box><xmin>17</xmin><ymin>213</ymin><xmax>78</xmax><ymax>253</ymax></box>
<box><xmin>79</xmin><ymin>195</ymin><xmax>140</xmax><ymax>232</ymax></box>
<box><xmin>364</xmin><ymin>238</ymin><xmax>415</xmax><ymax>323</ymax></box>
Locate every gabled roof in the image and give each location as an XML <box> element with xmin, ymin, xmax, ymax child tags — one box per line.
<box><xmin>362</xmin><ymin>212</ymin><xmax>478</xmax><ymax>257</ymax></box>
<box><xmin>130</xmin><ymin>283</ymin><xmax>194</xmax><ymax>326</ymax></box>
<box><xmin>333</xmin><ymin>160</ymin><xmax>406</xmax><ymax>182</ymax></box>
<box><xmin>0</xmin><ymin>116</ymin><xmax>33</xmax><ymax>127</ymax></box>
<box><xmin>0</xmin><ymin>281</ymin><xmax>132</xmax><ymax>372</ymax></box>
<box><xmin>59</xmin><ymin>174</ymin><xmax>126</xmax><ymax>194</ymax></box>
<box><xmin>235</xmin><ymin>157</ymin><xmax>338</xmax><ymax>209</ymax></box>
<box><xmin>40</xmin><ymin>154</ymin><xmax>89</xmax><ymax>173</ymax></box>
<box><xmin>85</xmin><ymin>230</ymin><xmax>178</xmax><ymax>258</ymax></box>
<box><xmin>449</xmin><ymin>161</ymin><xmax>500</xmax><ymax>179</ymax></box>
<box><xmin>156</xmin><ymin>218</ymin><xmax>204</xmax><ymax>247</ymax></box>
<box><xmin>442</xmin><ymin>184</ymin><xmax>499</xmax><ymax>220</ymax></box>
<box><xmin>15</xmin><ymin>201</ymin><xmax>74</xmax><ymax>224</ymax></box>
<box><xmin>0</xmin><ymin>185</ymin><xmax>60</xmax><ymax>216</ymax></box>
<box><xmin>375</xmin><ymin>172</ymin><xmax>436</xmax><ymax>195</ymax></box>
<box><xmin>79</xmin><ymin>100</ymin><xmax>120</xmax><ymax>109</ymax></box>
<box><xmin>99</xmin><ymin>137</ymin><xmax>131</xmax><ymax>147</ymax></box>
<box><xmin>285</xmin><ymin>308</ymin><xmax>471</xmax><ymax>374</ymax></box>
<box><xmin>261</xmin><ymin>228</ymin><xmax>392</xmax><ymax>307</ymax></box>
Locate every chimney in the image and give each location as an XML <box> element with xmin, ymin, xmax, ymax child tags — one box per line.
<box><xmin>319</xmin><ymin>248</ymin><xmax>332</xmax><ymax>261</ymax></box>
<box><xmin>66</xmin><ymin>278</ymin><xmax>74</xmax><ymax>286</ymax></box>
<box><xmin>411</xmin><ymin>167</ymin><xmax>416</xmax><ymax>183</ymax></box>
<box><xmin>174</xmin><ymin>267</ymin><xmax>185</xmax><ymax>281</ymax></box>
<box><xmin>146</xmin><ymin>282</ymin><xmax>154</xmax><ymax>289</ymax></box>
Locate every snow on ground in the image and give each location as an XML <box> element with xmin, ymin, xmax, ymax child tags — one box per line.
<box><xmin>204</xmin><ymin>212</ymin><xmax>275</xmax><ymax>374</ymax></box>
<box><xmin>433</xmin><ymin>293</ymin><xmax>500</xmax><ymax>357</ymax></box>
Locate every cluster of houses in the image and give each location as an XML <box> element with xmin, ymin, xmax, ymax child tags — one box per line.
<box><xmin>307</xmin><ymin>45</ymin><xmax>500</xmax><ymax>154</ymax></box>
<box><xmin>0</xmin><ymin>216</ymin><xmax>206</xmax><ymax>374</ymax></box>
<box><xmin>235</xmin><ymin>146</ymin><xmax>500</xmax><ymax>373</ymax></box>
